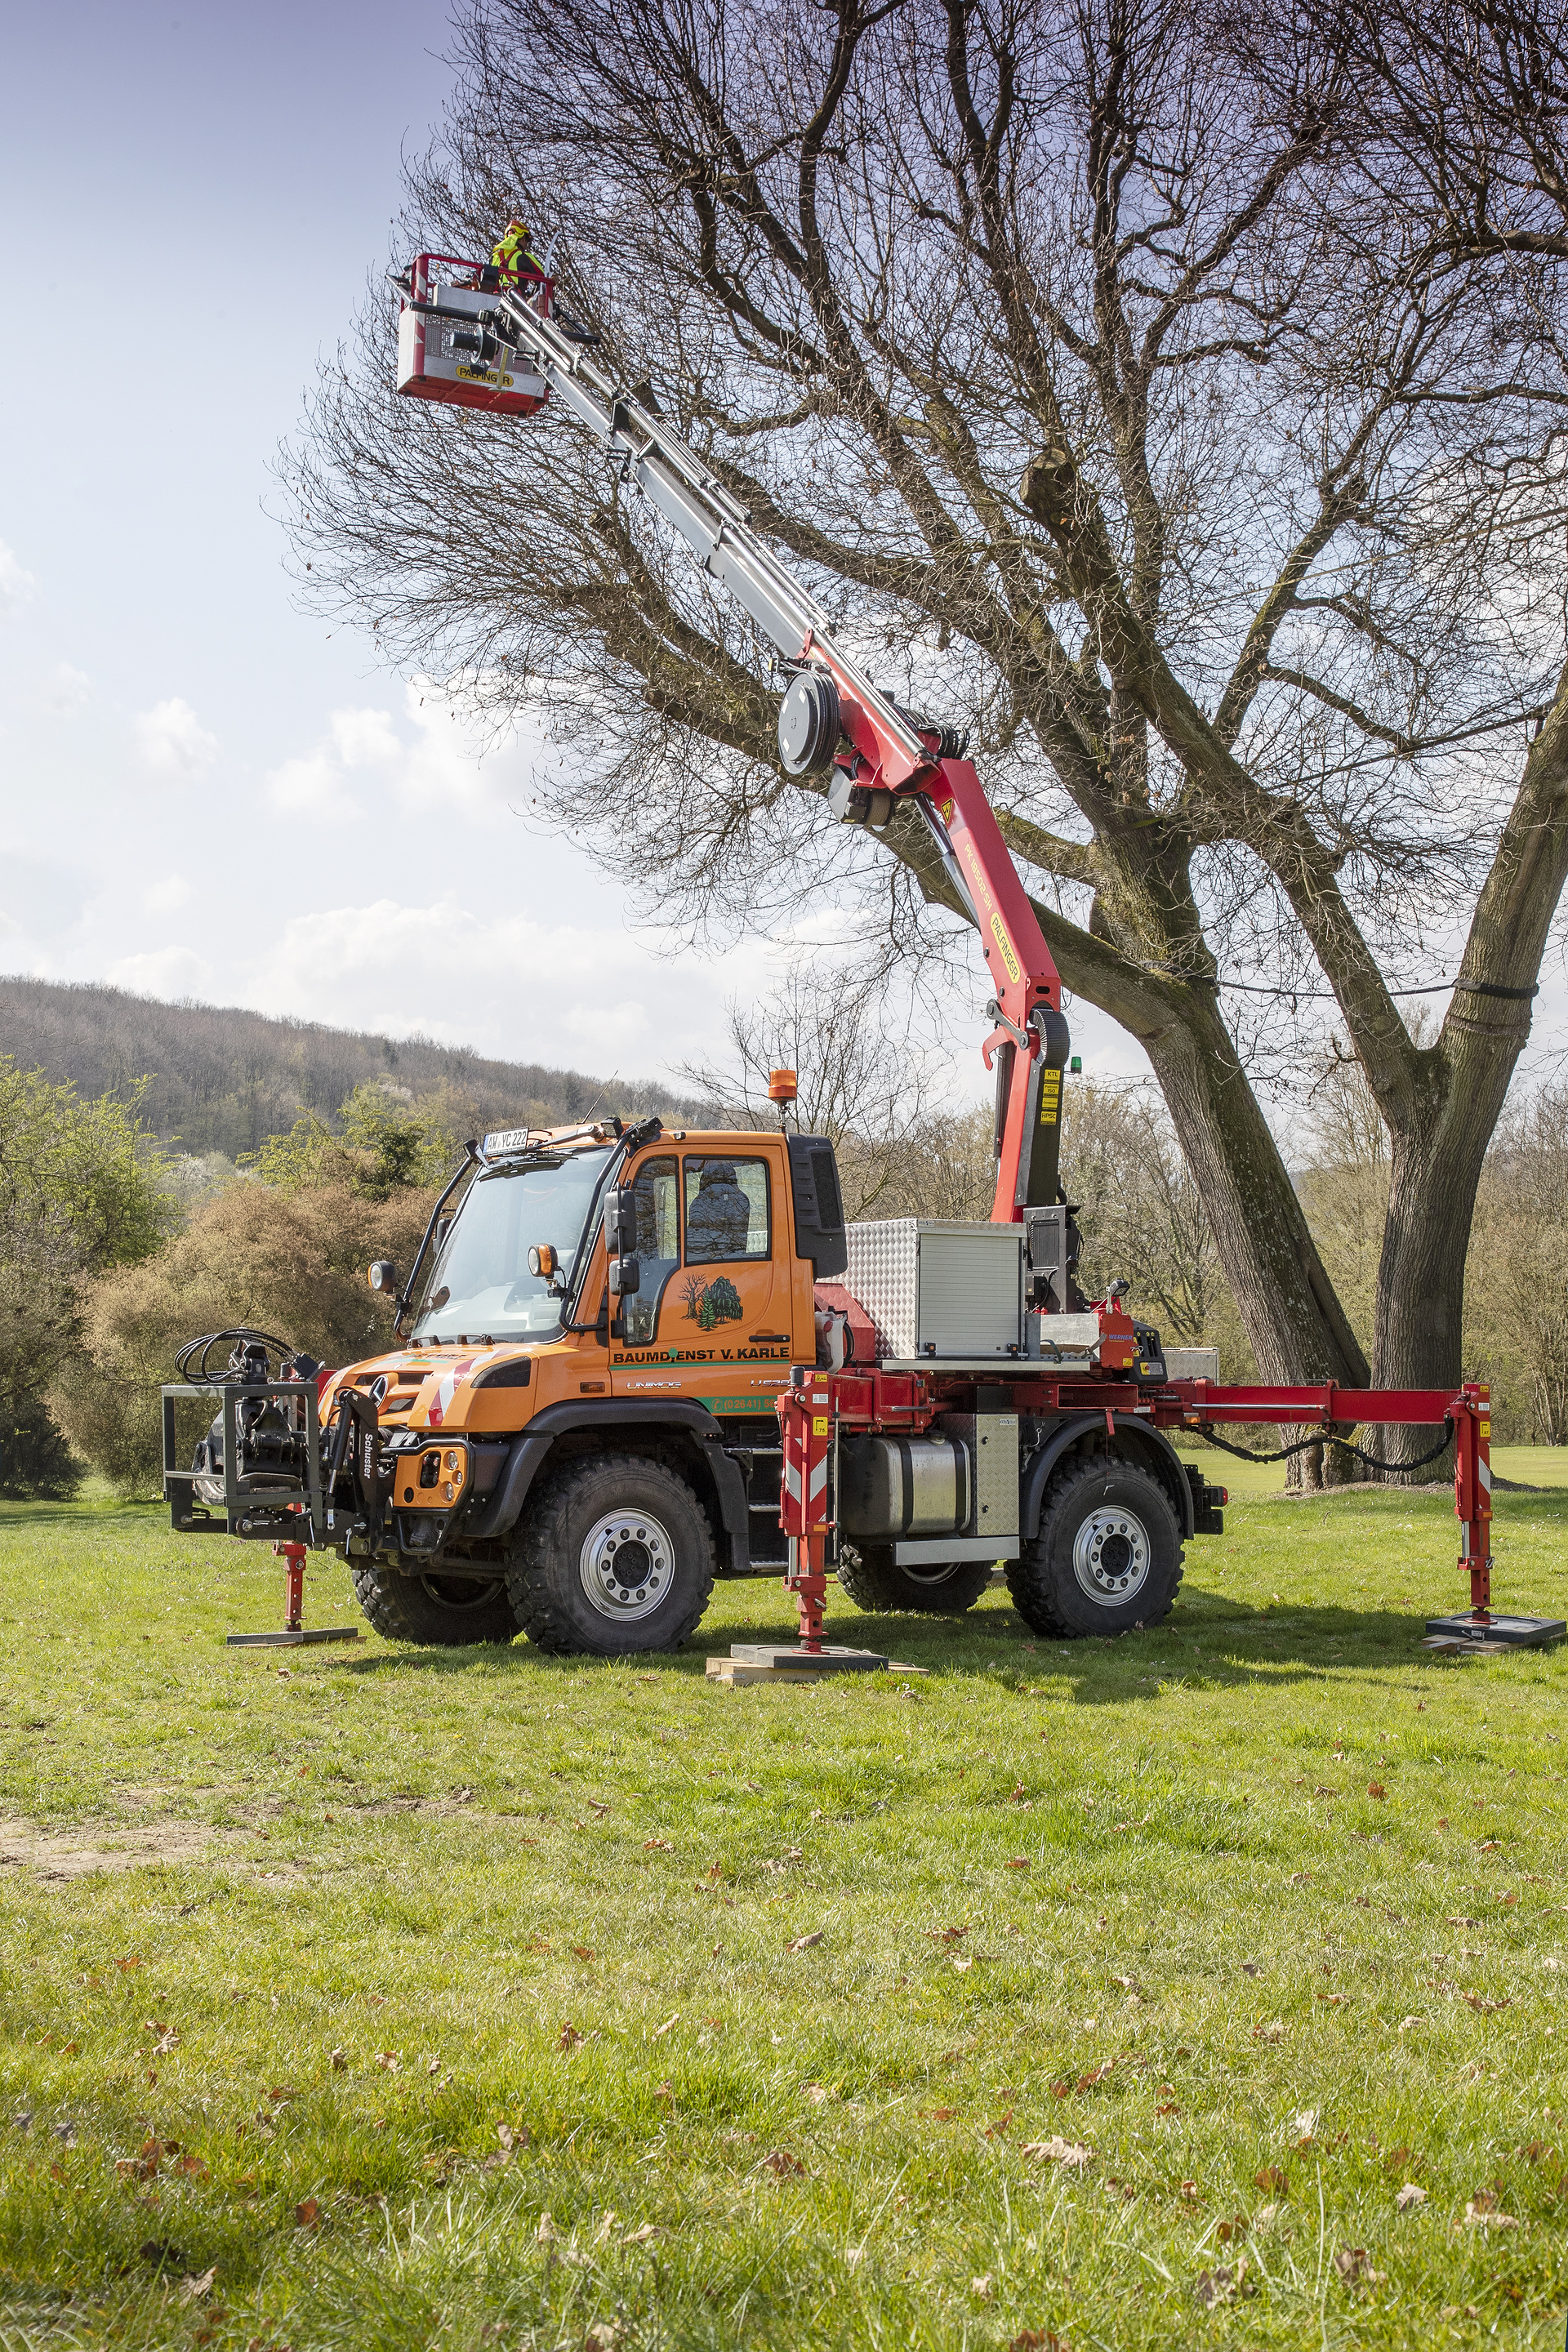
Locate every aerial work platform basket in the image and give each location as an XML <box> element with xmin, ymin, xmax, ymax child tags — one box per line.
<box><xmin>395</xmin><ymin>252</ymin><xmax>550</xmax><ymax>417</ymax></box>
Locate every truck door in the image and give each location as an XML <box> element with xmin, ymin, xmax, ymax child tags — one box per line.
<box><xmin>610</xmin><ymin>1147</ymin><xmax>786</xmax><ymax>1397</ymax></box>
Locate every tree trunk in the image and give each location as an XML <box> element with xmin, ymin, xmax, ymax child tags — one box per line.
<box><xmin>1143</xmin><ymin>996</ymin><xmax>1370</xmax><ymax>1389</ymax></box>
<box><xmin>1369</xmin><ymin>681</ymin><xmax>1568</xmax><ymax>1471</ymax></box>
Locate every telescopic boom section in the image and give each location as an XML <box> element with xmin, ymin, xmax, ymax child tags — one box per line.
<box><xmin>447</xmin><ymin>269</ymin><xmax>1069</xmax><ymax>1223</ymax></box>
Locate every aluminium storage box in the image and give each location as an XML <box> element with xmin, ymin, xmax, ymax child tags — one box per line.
<box><xmin>843</xmin><ymin>1219</ymin><xmax>1024</xmax><ymax>1361</ymax></box>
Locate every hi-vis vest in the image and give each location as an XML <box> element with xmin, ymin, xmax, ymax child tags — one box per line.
<box><xmin>492</xmin><ymin>227</ymin><xmax>540</xmax><ymax>280</ymax></box>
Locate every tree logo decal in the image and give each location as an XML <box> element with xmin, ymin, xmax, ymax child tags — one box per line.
<box><xmin>681</xmin><ymin>1274</ymin><xmax>743</xmax><ymax>1330</ymax></box>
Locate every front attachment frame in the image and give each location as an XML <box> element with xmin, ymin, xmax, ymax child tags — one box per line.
<box><xmin>162</xmin><ymin>1378</ymin><xmax>326</xmax><ymax>1547</ymax></box>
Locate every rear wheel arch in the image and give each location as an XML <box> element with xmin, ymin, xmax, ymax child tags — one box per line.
<box><xmin>1022</xmin><ymin>1414</ymin><xmax>1194</xmax><ymax>1542</ymax></box>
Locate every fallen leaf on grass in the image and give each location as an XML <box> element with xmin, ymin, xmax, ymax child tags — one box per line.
<box><xmin>328</xmin><ymin>2048</ymin><xmax>348</xmax><ymax>2072</ymax></box>
<box><xmin>536</xmin><ymin>2211</ymin><xmax>557</xmax><ymax>2242</ymax></box>
<box><xmin>643</xmin><ymin>1838</ymin><xmax>674</xmax><ymax>1851</ymax></box>
<box><xmin>788</xmin><ymin>1931</ymin><xmax>824</xmax><ymax>1953</ymax></box>
<box><xmin>1288</xmin><ymin>1871</ymin><xmax>1313</xmax><ymax>1885</ymax></box>
<box><xmin>374</xmin><ymin>2053</ymin><xmax>400</xmax><ymax>2074</ymax></box>
<box><xmin>924</xmin><ymin>2106</ymin><xmax>959</xmax><ymax>2123</ymax></box>
<box><xmin>1395</xmin><ymin>2183</ymin><xmax>1428</xmax><ymax>2211</ymax></box>
<box><xmin>927</xmin><ymin>1925</ymin><xmax>969</xmax><ymax>1944</ymax></box>
<box><xmin>763</xmin><ymin>2149</ymin><xmax>804</xmax><ymax>2176</ymax></box>
<box><xmin>296</xmin><ymin>2197</ymin><xmax>320</xmax><ymax>2230</ymax></box>
<box><xmin>571</xmin><ymin>1946</ymin><xmax>595</xmax><ymax>1961</ymax></box>
<box><xmin>1333</xmin><ymin>2246</ymin><xmax>1385</xmax><ymax>2283</ymax></box>
<box><xmin>1254</xmin><ymin>2165</ymin><xmax>1287</xmax><ymax>2194</ymax></box>
<box><xmin>1252</xmin><ymin>2020</ymin><xmax>1285</xmax><ymax>2043</ymax></box>
<box><xmin>1021</xmin><ymin>2136</ymin><xmax>1093</xmax><ymax>2168</ymax></box>
<box><xmin>1195</xmin><ymin>2260</ymin><xmax>1253</xmax><ymax>2307</ymax></box>
<box><xmin>621</xmin><ymin>2221</ymin><xmax>662</xmax><ymax>2245</ymax></box>
<box><xmin>1007</xmin><ymin>1857</ymin><xmax>1031</xmax><ymax>1870</ymax></box>
<box><xmin>178</xmin><ymin>2267</ymin><xmax>216</xmax><ymax>2303</ymax></box>
<box><xmin>1464</xmin><ymin>2194</ymin><xmax>1519</xmax><ymax>2227</ymax></box>
<box><xmin>1461</xmin><ymin>1993</ymin><xmax>1511</xmax><ymax>2012</ymax></box>
<box><xmin>559</xmin><ymin>2024</ymin><xmax>585</xmax><ymax>2052</ymax></box>
<box><xmin>1006</xmin><ymin>2332</ymin><xmax>1070</xmax><ymax>2352</ymax></box>
<box><xmin>984</xmin><ymin>2109</ymin><xmax>1014</xmax><ymax>2138</ymax></box>
<box><xmin>116</xmin><ymin>2136</ymin><xmax>163</xmax><ymax>2181</ymax></box>
<box><xmin>144</xmin><ymin>2022</ymin><xmax>180</xmax><ymax>2056</ymax></box>
<box><xmin>176</xmin><ymin>2154</ymin><xmax>209</xmax><ymax>2180</ymax></box>
<box><xmin>652</xmin><ymin>2013</ymin><xmax>680</xmax><ymax>2039</ymax></box>
<box><xmin>951</xmin><ymin>1955</ymin><xmax>973</xmax><ymax>1971</ymax></box>
<box><xmin>1367</xmin><ymin>1783</ymin><xmax>1387</xmax><ymax>1801</ymax></box>
<box><xmin>971</xmin><ymin>2271</ymin><xmax>994</xmax><ymax>2298</ymax></box>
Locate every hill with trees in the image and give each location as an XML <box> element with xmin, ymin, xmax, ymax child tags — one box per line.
<box><xmin>0</xmin><ymin>977</ymin><xmax>693</xmax><ymax>1159</ymax></box>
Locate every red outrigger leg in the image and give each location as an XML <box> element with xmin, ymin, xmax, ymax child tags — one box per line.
<box><xmin>1453</xmin><ymin>1384</ymin><xmax>1493</xmax><ymax>1623</ymax></box>
<box><xmin>277</xmin><ymin>1540</ymin><xmax>308</xmax><ymax>1633</ymax></box>
<box><xmin>778</xmin><ymin>1374</ymin><xmax>832</xmax><ymax>1650</ymax></box>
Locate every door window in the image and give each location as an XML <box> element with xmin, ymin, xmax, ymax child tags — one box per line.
<box><xmin>619</xmin><ymin>1155</ymin><xmax>679</xmax><ymax>1346</ymax></box>
<box><xmin>684</xmin><ymin>1156</ymin><xmax>770</xmax><ymax>1263</ymax></box>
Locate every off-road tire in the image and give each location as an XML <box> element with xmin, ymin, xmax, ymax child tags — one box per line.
<box><xmin>350</xmin><ymin>1561</ymin><xmax>518</xmax><ymax>1646</ymax></box>
<box><xmin>835</xmin><ymin>1542</ymin><xmax>992</xmax><ymax>1615</ymax></box>
<box><xmin>505</xmin><ymin>1454</ymin><xmax>716</xmax><ymax>1656</ymax></box>
<box><xmin>1007</xmin><ymin>1454</ymin><xmax>1183</xmax><ymax>1639</ymax></box>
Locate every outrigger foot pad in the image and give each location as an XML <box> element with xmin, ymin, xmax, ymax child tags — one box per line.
<box><xmin>226</xmin><ymin>1628</ymin><xmax>361</xmax><ymax>1647</ymax></box>
<box><xmin>730</xmin><ymin>1643</ymin><xmax>893</xmax><ymax>1673</ymax></box>
<box><xmin>1424</xmin><ymin>1612</ymin><xmax>1565</xmax><ymax>1649</ymax></box>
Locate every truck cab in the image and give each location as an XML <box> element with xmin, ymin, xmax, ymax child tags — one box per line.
<box><xmin>172</xmin><ymin>1116</ymin><xmax>848</xmax><ymax>1655</ymax></box>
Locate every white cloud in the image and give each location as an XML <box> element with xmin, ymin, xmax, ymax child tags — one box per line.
<box><xmin>134</xmin><ymin>697</ymin><xmax>218</xmax><ymax>782</ymax></box>
<box><xmin>105</xmin><ymin>944</ymin><xmax>213</xmax><ymax>998</ymax></box>
<box><xmin>265</xmin><ymin>685</ymin><xmax>536</xmax><ymax>826</ymax></box>
<box><xmin>251</xmin><ymin>893</ymin><xmax>778</xmax><ymax>1075</ymax></box>
<box><xmin>0</xmin><ymin>541</ymin><xmax>38</xmax><ymax>621</ymax></box>
<box><xmin>48</xmin><ymin>663</ymin><xmax>91</xmax><ymax>712</ymax></box>
<box><xmin>140</xmin><ymin>874</ymin><xmax>192</xmax><ymax>916</ymax></box>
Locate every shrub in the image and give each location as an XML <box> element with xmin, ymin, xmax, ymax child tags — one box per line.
<box><xmin>54</xmin><ymin>1181</ymin><xmax>435</xmax><ymax>1496</ymax></box>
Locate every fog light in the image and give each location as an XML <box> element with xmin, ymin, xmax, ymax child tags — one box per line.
<box><xmin>443</xmin><ymin>1480</ymin><xmax>455</xmax><ymax>1500</ymax></box>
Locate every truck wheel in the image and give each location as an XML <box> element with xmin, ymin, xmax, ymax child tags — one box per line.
<box><xmin>350</xmin><ymin>1562</ymin><xmax>518</xmax><ymax>1646</ymax></box>
<box><xmin>505</xmin><ymin>1454</ymin><xmax>716</xmax><ymax>1656</ymax></box>
<box><xmin>835</xmin><ymin>1543</ymin><xmax>992</xmax><ymax>1615</ymax></box>
<box><xmin>1007</xmin><ymin>1455</ymin><xmax>1183</xmax><ymax>1638</ymax></box>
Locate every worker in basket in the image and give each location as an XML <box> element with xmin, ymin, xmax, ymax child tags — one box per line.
<box><xmin>488</xmin><ymin>218</ymin><xmax>544</xmax><ymax>287</ymax></box>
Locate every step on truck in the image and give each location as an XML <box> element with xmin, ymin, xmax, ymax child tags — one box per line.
<box><xmin>159</xmin><ymin>250</ymin><xmax>1507</xmax><ymax>1655</ymax></box>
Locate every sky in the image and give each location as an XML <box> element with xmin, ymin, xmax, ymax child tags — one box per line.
<box><xmin>0</xmin><ymin>0</ymin><xmax>1154</xmax><ymax>1112</ymax></box>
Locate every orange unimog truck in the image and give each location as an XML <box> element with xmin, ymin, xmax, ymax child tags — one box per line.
<box><xmin>167</xmin><ymin>1115</ymin><xmax>899</xmax><ymax>1655</ymax></box>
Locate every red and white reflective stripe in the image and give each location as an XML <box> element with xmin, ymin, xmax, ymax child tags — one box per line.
<box><xmin>426</xmin><ymin>1348</ymin><xmax>502</xmax><ymax>1428</ymax></box>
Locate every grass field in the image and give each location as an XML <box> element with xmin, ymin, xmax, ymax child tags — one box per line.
<box><xmin>2</xmin><ymin>1459</ymin><xmax>1566</xmax><ymax>2350</ymax></box>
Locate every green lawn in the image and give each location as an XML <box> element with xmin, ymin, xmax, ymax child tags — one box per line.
<box><xmin>1</xmin><ymin>1466</ymin><xmax>1566</xmax><ymax>2350</ymax></box>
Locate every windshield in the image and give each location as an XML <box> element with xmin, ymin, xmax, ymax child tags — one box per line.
<box><xmin>409</xmin><ymin>1147</ymin><xmax>612</xmax><ymax>1341</ymax></box>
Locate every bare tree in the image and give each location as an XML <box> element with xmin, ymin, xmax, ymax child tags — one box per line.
<box><xmin>674</xmin><ymin>960</ymin><xmax>939</xmax><ymax>1218</ymax></box>
<box><xmin>283</xmin><ymin>0</ymin><xmax>1568</xmax><ymax>1474</ymax></box>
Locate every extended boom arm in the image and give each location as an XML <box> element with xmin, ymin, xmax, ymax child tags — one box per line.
<box><xmin>430</xmin><ymin>265</ymin><xmax>1071</xmax><ymax>1221</ymax></box>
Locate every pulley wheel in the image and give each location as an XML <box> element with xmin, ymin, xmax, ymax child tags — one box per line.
<box><xmin>777</xmin><ymin>671</ymin><xmax>841</xmax><ymax>773</ymax></box>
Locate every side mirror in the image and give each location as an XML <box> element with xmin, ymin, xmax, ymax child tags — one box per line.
<box><xmin>368</xmin><ymin>1259</ymin><xmax>398</xmax><ymax>1296</ymax></box>
<box><xmin>608</xmin><ymin>1253</ymin><xmax>641</xmax><ymax>1298</ymax></box>
<box><xmin>604</xmin><ymin>1185</ymin><xmax>639</xmax><ymax>1257</ymax></box>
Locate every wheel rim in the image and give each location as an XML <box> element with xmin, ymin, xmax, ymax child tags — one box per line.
<box><xmin>418</xmin><ymin>1574</ymin><xmax>505</xmax><ymax>1612</ymax></box>
<box><xmin>1071</xmin><ymin>1505</ymin><xmax>1151</xmax><ymax>1605</ymax></box>
<box><xmin>900</xmin><ymin>1560</ymin><xmax>969</xmax><ymax>1587</ymax></box>
<box><xmin>579</xmin><ymin>1508</ymin><xmax>675</xmax><ymax>1622</ymax></box>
